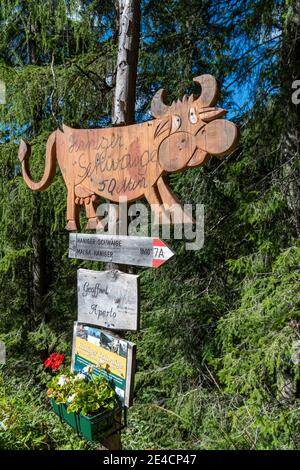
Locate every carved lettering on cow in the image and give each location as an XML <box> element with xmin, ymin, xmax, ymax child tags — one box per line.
<box><xmin>18</xmin><ymin>74</ymin><xmax>239</xmax><ymax>231</ymax></box>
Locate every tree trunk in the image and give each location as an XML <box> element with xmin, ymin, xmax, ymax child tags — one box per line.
<box><xmin>100</xmin><ymin>0</ymin><xmax>141</xmax><ymax>451</ymax></box>
<box><xmin>28</xmin><ymin>30</ymin><xmax>47</xmax><ymax>328</ymax></box>
<box><xmin>30</xmin><ymin>193</ymin><xmax>46</xmax><ymax>328</ymax></box>
<box><xmin>112</xmin><ymin>0</ymin><xmax>141</xmax><ymax>125</ymax></box>
<box><xmin>110</xmin><ymin>0</ymin><xmax>141</xmax><ymax>242</ymax></box>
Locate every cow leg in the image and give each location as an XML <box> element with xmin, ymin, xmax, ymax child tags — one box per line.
<box><xmin>66</xmin><ymin>187</ymin><xmax>80</xmax><ymax>231</ymax></box>
<box><xmin>84</xmin><ymin>196</ymin><xmax>99</xmax><ymax>230</ymax></box>
<box><xmin>145</xmin><ymin>187</ymin><xmax>168</xmax><ymax>224</ymax></box>
<box><xmin>156</xmin><ymin>175</ymin><xmax>195</xmax><ymax>224</ymax></box>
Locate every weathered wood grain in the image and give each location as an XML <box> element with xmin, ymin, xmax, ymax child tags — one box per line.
<box><xmin>18</xmin><ymin>74</ymin><xmax>239</xmax><ymax>231</ymax></box>
<box><xmin>77</xmin><ymin>269</ymin><xmax>140</xmax><ymax>331</ymax></box>
<box><xmin>69</xmin><ymin>233</ymin><xmax>174</xmax><ymax>268</ymax></box>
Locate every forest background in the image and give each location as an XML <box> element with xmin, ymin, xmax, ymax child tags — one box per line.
<box><xmin>0</xmin><ymin>0</ymin><xmax>299</xmax><ymax>450</ymax></box>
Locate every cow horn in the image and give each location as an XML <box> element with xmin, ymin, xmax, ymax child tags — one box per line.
<box><xmin>193</xmin><ymin>74</ymin><xmax>219</xmax><ymax>107</ymax></box>
<box><xmin>151</xmin><ymin>89</ymin><xmax>170</xmax><ymax>118</ymax></box>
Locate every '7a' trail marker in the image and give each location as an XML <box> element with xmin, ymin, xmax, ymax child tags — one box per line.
<box><xmin>69</xmin><ymin>234</ymin><xmax>175</xmax><ymax>268</ymax></box>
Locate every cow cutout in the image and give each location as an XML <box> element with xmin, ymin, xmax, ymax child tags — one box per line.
<box><xmin>18</xmin><ymin>74</ymin><xmax>239</xmax><ymax>230</ymax></box>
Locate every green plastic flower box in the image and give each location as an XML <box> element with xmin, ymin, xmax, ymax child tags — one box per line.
<box><xmin>50</xmin><ymin>398</ymin><xmax>118</xmax><ymax>441</ymax></box>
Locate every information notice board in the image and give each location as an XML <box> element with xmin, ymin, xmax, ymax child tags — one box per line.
<box><xmin>71</xmin><ymin>322</ymin><xmax>136</xmax><ymax>407</ymax></box>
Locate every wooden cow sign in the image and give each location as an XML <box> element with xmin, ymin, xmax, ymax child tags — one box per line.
<box><xmin>18</xmin><ymin>74</ymin><xmax>239</xmax><ymax>230</ymax></box>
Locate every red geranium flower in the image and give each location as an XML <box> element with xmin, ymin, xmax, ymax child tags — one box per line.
<box><xmin>44</xmin><ymin>352</ymin><xmax>64</xmax><ymax>370</ymax></box>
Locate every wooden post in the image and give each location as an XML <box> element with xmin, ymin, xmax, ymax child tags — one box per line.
<box><xmin>99</xmin><ymin>0</ymin><xmax>141</xmax><ymax>451</ymax></box>
<box><xmin>112</xmin><ymin>0</ymin><xmax>141</xmax><ymax>126</ymax></box>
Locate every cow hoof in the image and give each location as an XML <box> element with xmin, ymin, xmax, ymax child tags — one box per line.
<box><xmin>65</xmin><ymin>220</ymin><xmax>78</xmax><ymax>231</ymax></box>
<box><xmin>86</xmin><ymin>218</ymin><xmax>99</xmax><ymax>230</ymax></box>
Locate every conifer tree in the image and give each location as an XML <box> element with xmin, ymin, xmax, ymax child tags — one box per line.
<box><xmin>0</xmin><ymin>0</ymin><xmax>299</xmax><ymax>450</ymax></box>
<box><xmin>0</xmin><ymin>1</ymin><xmax>115</xmax><ymax>333</ymax></box>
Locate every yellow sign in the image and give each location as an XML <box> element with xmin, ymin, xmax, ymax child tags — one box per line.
<box><xmin>75</xmin><ymin>336</ymin><xmax>127</xmax><ymax>378</ymax></box>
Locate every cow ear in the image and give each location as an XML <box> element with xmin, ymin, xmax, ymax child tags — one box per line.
<box><xmin>199</xmin><ymin>107</ymin><xmax>226</xmax><ymax>122</ymax></box>
<box><xmin>196</xmin><ymin>120</ymin><xmax>239</xmax><ymax>157</ymax></box>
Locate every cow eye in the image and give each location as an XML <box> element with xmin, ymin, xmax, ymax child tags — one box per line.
<box><xmin>171</xmin><ymin>115</ymin><xmax>181</xmax><ymax>133</ymax></box>
<box><xmin>189</xmin><ymin>107</ymin><xmax>198</xmax><ymax>124</ymax></box>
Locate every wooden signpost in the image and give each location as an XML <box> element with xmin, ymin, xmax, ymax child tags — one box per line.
<box><xmin>18</xmin><ymin>74</ymin><xmax>239</xmax><ymax>231</ymax></box>
<box><xmin>69</xmin><ymin>233</ymin><xmax>175</xmax><ymax>268</ymax></box>
<box><xmin>18</xmin><ymin>68</ymin><xmax>240</xmax><ymax>450</ymax></box>
<box><xmin>77</xmin><ymin>269</ymin><xmax>140</xmax><ymax>331</ymax></box>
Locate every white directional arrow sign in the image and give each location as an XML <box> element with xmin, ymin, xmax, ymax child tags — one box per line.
<box><xmin>69</xmin><ymin>233</ymin><xmax>175</xmax><ymax>268</ymax></box>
